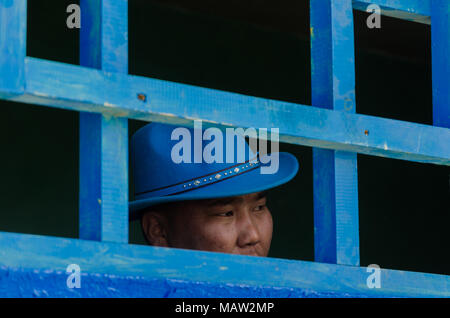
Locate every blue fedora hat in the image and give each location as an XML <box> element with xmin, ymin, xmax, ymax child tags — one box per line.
<box><xmin>129</xmin><ymin>122</ymin><xmax>299</xmax><ymax>220</ymax></box>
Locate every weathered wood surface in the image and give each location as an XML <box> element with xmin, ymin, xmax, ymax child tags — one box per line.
<box><xmin>2</xmin><ymin>57</ymin><xmax>447</xmax><ymax>166</ymax></box>
<box><xmin>0</xmin><ymin>231</ymin><xmax>449</xmax><ymax>297</ymax></box>
<box><xmin>311</xmin><ymin>0</ymin><xmax>360</xmax><ymax>266</ymax></box>
<box><xmin>431</xmin><ymin>0</ymin><xmax>450</xmax><ymax>129</ymax></box>
<box><xmin>0</xmin><ymin>0</ymin><xmax>26</xmax><ymax>98</ymax></box>
<box><xmin>78</xmin><ymin>0</ymin><xmax>129</xmax><ymax>243</ymax></box>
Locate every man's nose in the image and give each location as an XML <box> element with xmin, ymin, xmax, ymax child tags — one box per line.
<box><xmin>236</xmin><ymin>211</ymin><xmax>260</xmax><ymax>248</ymax></box>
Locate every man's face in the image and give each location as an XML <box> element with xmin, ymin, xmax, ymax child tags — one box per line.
<box><xmin>142</xmin><ymin>191</ymin><xmax>273</xmax><ymax>257</ymax></box>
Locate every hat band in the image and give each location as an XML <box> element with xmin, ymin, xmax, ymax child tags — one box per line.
<box><xmin>134</xmin><ymin>158</ymin><xmax>261</xmax><ymax>200</ymax></box>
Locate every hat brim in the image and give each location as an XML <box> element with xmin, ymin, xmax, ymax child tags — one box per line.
<box><xmin>129</xmin><ymin>152</ymin><xmax>299</xmax><ymax>220</ymax></box>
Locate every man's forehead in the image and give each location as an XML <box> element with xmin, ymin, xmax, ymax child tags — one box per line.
<box><xmin>204</xmin><ymin>191</ymin><xmax>268</xmax><ymax>206</ymax></box>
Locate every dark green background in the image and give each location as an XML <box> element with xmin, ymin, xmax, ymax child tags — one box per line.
<box><xmin>0</xmin><ymin>0</ymin><xmax>448</xmax><ymax>275</ymax></box>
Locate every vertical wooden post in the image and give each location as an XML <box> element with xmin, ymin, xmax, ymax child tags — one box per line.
<box><xmin>0</xmin><ymin>0</ymin><xmax>27</xmax><ymax>99</ymax></box>
<box><xmin>431</xmin><ymin>0</ymin><xmax>450</xmax><ymax>129</ymax></box>
<box><xmin>79</xmin><ymin>0</ymin><xmax>128</xmax><ymax>243</ymax></box>
<box><xmin>310</xmin><ymin>0</ymin><xmax>360</xmax><ymax>265</ymax></box>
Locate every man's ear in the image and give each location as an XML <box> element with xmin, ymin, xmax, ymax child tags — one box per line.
<box><xmin>141</xmin><ymin>211</ymin><xmax>169</xmax><ymax>247</ymax></box>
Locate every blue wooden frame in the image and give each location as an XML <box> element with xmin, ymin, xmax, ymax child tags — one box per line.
<box><xmin>0</xmin><ymin>0</ymin><xmax>449</xmax><ymax>297</ymax></box>
<box><xmin>78</xmin><ymin>0</ymin><xmax>129</xmax><ymax>243</ymax></box>
<box><xmin>311</xmin><ymin>0</ymin><xmax>360</xmax><ymax>266</ymax></box>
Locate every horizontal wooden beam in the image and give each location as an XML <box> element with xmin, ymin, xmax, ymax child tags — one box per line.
<box><xmin>1</xmin><ymin>57</ymin><xmax>449</xmax><ymax>166</ymax></box>
<box><xmin>353</xmin><ymin>0</ymin><xmax>431</xmax><ymax>24</ymax></box>
<box><xmin>0</xmin><ymin>231</ymin><xmax>448</xmax><ymax>297</ymax></box>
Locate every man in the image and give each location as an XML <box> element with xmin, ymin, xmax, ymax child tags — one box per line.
<box><xmin>129</xmin><ymin>122</ymin><xmax>299</xmax><ymax>257</ymax></box>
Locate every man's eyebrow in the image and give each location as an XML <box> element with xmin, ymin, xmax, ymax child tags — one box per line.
<box><xmin>207</xmin><ymin>191</ymin><xmax>268</xmax><ymax>207</ymax></box>
<box><xmin>206</xmin><ymin>197</ymin><xmax>237</xmax><ymax>207</ymax></box>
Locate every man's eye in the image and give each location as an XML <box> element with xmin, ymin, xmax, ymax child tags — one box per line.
<box><xmin>219</xmin><ymin>211</ymin><xmax>234</xmax><ymax>217</ymax></box>
<box><xmin>254</xmin><ymin>205</ymin><xmax>266</xmax><ymax>211</ymax></box>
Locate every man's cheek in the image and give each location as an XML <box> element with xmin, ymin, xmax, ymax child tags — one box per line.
<box><xmin>200</xmin><ymin>224</ymin><xmax>236</xmax><ymax>252</ymax></box>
